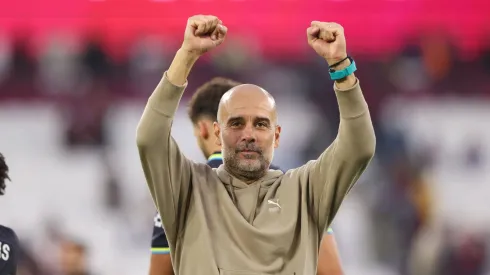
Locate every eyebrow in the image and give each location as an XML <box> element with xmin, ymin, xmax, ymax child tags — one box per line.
<box><xmin>227</xmin><ymin>116</ymin><xmax>271</xmax><ymax>123</ymax></box>
<box><xmin>255</xmin><ymin>117</ymin><xmax>271</xmax><ymax>124</ymax></box>
<box><xmin>227</xmin><ymin>116</ymin><xmax>244</xmax><ymax>123</ymax></box>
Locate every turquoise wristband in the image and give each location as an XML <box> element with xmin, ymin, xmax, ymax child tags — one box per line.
<box><xmin>329</xmin><ymin>59</ymin><xmax>357</xmax><ymax>81</ymax></box>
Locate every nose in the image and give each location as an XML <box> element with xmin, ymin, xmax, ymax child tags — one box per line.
<box><xmin>241</xmin><ymin>123</ymin><xmax>256</xmax><ymax>143</ymax></box>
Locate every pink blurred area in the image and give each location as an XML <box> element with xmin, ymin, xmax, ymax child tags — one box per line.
<box><xmin>1</xmin><ymin>0</ymin><xmax>489</xmax><ymax>58</ymax></box>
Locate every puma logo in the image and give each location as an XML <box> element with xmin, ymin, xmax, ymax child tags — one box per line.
<box><xmin>267</xmin><ymin>199</ymin><xmax>281</xmax><ymax>213</ymax></box>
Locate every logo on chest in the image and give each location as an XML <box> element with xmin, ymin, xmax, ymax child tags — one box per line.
<box><xmin>267</xmin><ymin>198</ymin><xmax>282</xmax><ymax>213</ymax></box>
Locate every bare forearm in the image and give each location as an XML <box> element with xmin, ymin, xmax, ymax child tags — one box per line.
<box><xmin>149</xmin><ymin>254</ymin><xmax>174</xmax><ymax>275</ymax></box>
<box><xmin>317</xmin><ymin>234</ymin><xmax>344</xmax><ymax>275</ymax></box>
<box><xmin>167</xmin><ymin>49</ymin><xmax>200</xmax><ymax>86</ymax></box>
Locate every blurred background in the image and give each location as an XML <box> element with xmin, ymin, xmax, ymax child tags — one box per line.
<box><xmin>1</xmin><ymin>0</ymin><xmax>490</xmax><ymax>274</ymax></box>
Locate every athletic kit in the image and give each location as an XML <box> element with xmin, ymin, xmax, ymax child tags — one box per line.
<box><xmin>0</xmin><ymin>225</ymin><xmax>19</xmax><ymax>275</ymax></box>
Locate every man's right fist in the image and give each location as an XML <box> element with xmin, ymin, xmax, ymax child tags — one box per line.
<box><xmin>182</xmin><ymin>15</ymin><xmax>227</xmax><ymax>56</ymax></box>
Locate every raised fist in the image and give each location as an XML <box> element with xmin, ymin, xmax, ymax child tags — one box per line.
<box><xmin>181</xmin><ymin>15</ymin><xmax>228</xmax><ymax>56</ymax></box>
<box><xmin>307</xmin><ymin>21</ymin><xmax>347</xmax><ymax>66</ymax></box>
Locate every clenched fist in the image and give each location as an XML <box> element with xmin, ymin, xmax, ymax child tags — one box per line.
<box><xmin>182</xmin><ymin>15</ymin><xmax>228</xmax><ymax>56</ymax></box>
<box><xmin>307</xmin><ymin>22</ymin><xmax>347</xmax><ymax>66</ymax></box>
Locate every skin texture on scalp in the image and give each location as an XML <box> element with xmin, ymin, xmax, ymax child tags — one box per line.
<box><xmin>217</xmin><ymin>84</ymin><xmax>277</xmax><ymax>125</ymax></box>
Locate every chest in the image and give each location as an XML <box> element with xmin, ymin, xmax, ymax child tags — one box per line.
<box><xmin>185</xmin><ymin>179</ymin><xmax>307</xmax><ymax>257</ymax></box>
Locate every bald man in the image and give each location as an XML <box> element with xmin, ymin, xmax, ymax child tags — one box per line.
<box><xmin>137</xmin><ymin>15</ymin><xmax>375</xmax><ymax>275</ymax></box>
<box><xmin>148</xmin><ymin>77</ymin><xmax>343</xmax><ymax>275</ymax></box>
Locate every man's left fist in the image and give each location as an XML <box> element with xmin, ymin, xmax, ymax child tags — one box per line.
<box><xmin>307</xmin><ymin>21</ymin><xmax>347</xmax><ymax>66</ymax></box>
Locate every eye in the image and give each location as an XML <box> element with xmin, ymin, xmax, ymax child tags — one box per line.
<box><xmin>256</xmin><ymin>121</ymin><xmax>269</xmax><ymax>128</ymax></box>
<box><xmin>230</xmin><ymin>121</ymin><xmax>242</xmax><ymax>127</ymax></box>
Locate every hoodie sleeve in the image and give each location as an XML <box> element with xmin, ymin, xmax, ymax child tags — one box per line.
<box><xmin>136</xmin><ymin>72</ymin><xmax>193</xmax><ymax>246</ymax></box>
<box><xmin>296</xmin><ymin>80</ymin><xmax>375</xmax><ymax>233</ymax></box>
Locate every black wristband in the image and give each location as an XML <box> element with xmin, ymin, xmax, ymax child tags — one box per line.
<box><xmin>328</xmin><ymin>56</ymin><xmax>350</xmax><ymax>70</ymax></box>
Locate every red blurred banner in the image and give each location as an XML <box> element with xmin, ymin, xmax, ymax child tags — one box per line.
<box><xmin>1</xmin><ymin>0</ymin><xmax>488</xmax><ymax>57</ymax></box>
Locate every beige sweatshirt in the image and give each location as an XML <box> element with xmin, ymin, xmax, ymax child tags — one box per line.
<box><xmin>137</xmin><ymin>72</ymin><xmax>375</xmax><ymax>275</ymax></box>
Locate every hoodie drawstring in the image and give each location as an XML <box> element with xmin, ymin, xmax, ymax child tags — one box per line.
<box><xmin>227</xmin><ymin>175</ymin><xmax>237</xmax><ymax>206</ymax></box>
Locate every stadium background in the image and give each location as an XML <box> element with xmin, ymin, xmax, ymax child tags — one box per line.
<box><xmin>1</xmin><ymin>0</ymin><xmax>490</xmax><ymax>274</ymax></box>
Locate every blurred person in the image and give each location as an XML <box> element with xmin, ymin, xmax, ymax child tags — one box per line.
<box><xmin>374</xmin><ymin>152</ymin><xmax>434</xmax><ymax>275</ymax></box>
<box><xmin>63</xmin><ymin>80</ymin><xmax>111</xmax><ymax>148</ymax></box>
<box><xmin>137</xmin><ymin>15</ymin><xmax>375</xmax><ymax>274</ymax></box>
<box><xmin>0</xmin><ymin>35</ymin><xmax>12</xmax><ymax>84</ymax></box>
<box><xmin>81</xmin><ymin>35</ymin><xmax>111</xmax><ymax>79</ymax></box>
<box><xmin>0</xmin><ymin>153</ymin><xmax>20</xmax><ymax>274</ymax></box>
<box><xmin>408</xmin><ymin>223</ymin><xmax>446</xmax><ymax>275</ymax></box>
<box><xmin>37</xmin><ymin>34</ymin><xmax>80</xmax><ymax>95</ymax></box>
<box><xmin>59</xmin><ymin>239</ymin><xmax>91</xmax><ymax>275</ymax></box>
<box><xmin>10</xmin><ymin>33</ymin><xmax>36</xmax><ymax>80</ymax></box>
<box><xmin>129</xmin><ymin>35</ymin><xmax>168</xmax><ymax>96</ymax></box>
<box><xmin>428</xmin><ymin>230</ymin><xmax>488</xmax><ymax>275</ymax></box>
<box><xmin>33</xmin><ymin>218</ymin><xmax>65</xmax><ymax>275</ymax></box>
<box><xmin>99</xmin><ymin>151</ymin><xmax>122</xmax><ymax>212</ymax></box>
<box><xmin>398</xmin><ymin>160</ymin><xmax>434</xmax><ymax>275</ymax></box>
<box><xmin>148</xmin><ymin>78</ymin><xmax>342</xmax><ymax>274</ymax></box>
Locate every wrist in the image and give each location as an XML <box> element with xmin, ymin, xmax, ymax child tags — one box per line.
<box><xmin>329</xmin><ymin>58</ymin><xmax>351</xmax><ymax>70</ymax></box>
<box><xmin>326</xmin><ymin>56</ymin><xmax>348</xmax><ymax>67</ymax></box>
<box><xmin>328</xmin><ymin>56</ymin><xmax>356</xmax><ymax>88</ymax></box>
<box><xmin>335</xmin><ymin>74</ymin><xmax>356</xmax><ymax>88</ymax></box>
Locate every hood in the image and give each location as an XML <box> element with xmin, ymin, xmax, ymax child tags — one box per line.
<box><xmin>215</xmin><ymin>164</ymin><xmax>284</xmax><ymax>222</ymax></box>
<box><xmin>216</xmin><ymin>165</ymin><xmax>283</xmax><ymax>190</ymax></box>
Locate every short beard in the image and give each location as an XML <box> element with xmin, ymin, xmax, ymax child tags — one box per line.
<box><xmin>224</xmin><ymin>150</ymin><xmax>270</xmax><ymax>183</ymax></box>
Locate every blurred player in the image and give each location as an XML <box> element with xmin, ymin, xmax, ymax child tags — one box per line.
<box><xmin>60</xmin><ymin>238</ymin><xmax>91</xmax><ymax>275</ymax></box>
<box><xmin>148</xmin><ymin>79</ymin><xmax>343</xmax><ymax>274</ymax></box>
<box><xmin>0</xmin><ymin>153</ymin><xmax>19</xmax><ymax>275</ymax></box>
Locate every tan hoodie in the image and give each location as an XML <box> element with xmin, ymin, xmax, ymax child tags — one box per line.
<box><xmin>137</xmin><ymin>72</ymin><xmax>375</xmax><ymax>275</ymax></box>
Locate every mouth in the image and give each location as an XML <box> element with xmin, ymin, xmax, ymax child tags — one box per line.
<box><xmin>238</xmin><ymin>151</ymin><xmax>259</xmax><ymax>158</ymax></box>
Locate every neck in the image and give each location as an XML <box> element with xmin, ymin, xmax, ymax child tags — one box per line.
<box><xmin>224</xmin><ymin>164</ymin><xmax>266</xmax><ymax>184</ymax></box>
